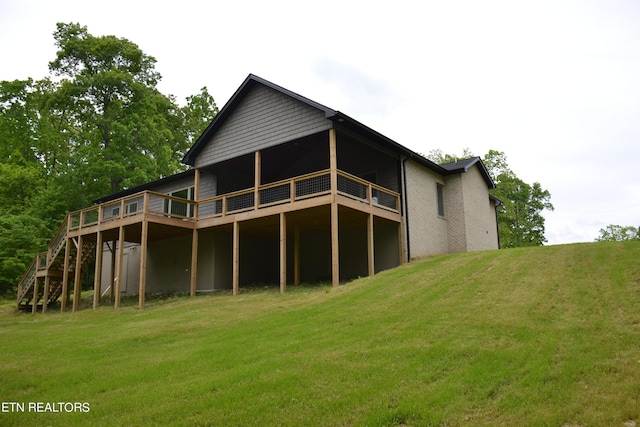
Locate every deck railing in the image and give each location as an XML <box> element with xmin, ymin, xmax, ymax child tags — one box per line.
<box><xmin>60</xmin><ymin>169</ymin><xmax>399</xmax><ymax>229</ymax></box>
<box><xmin>336</xmin><ymin>170</ymin><xmax>400</xmax><ymax>212</ymax></box>
<box><xmin>47</xmin><ymin>217</ymin><xmax>69</xmax><ymax>264</ymax></box>
<box><xmin>16</xmin><ymin>257</ymin><xmax>38</xmax><ymax>304</ymax></box>
<box><xmin>68</xmin><ymin>192</ymin><xmax>198</xmax><ymax>232</ymax></box>
<box><xmin>198</xmin><ymin>169</ymin><xmax>334</xmax><ymax>220</ymax></box>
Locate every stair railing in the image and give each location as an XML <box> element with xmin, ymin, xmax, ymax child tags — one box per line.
<box><xmin>47</xmin><ymin>215</ymin><xmax>70</xmax><ymax>265</ymax></box>
<box><xmin>16</xmin><ymin>257</ymin><xmax>38</xmax><ymax>305</ymax></box>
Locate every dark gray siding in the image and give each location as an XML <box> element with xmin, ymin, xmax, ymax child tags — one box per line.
<box><xmin>198</xmin><ymin>172</ymin><xmax>217</xmax><ymax>200</ymax></box>
<box><xmin>194</xmin><ymin>85</ymin><xmax>333</xmax><ymax>168</ymax></box>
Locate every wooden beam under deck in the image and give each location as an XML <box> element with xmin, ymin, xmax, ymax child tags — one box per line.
<box><xmin>280</xmin><ymin>212</ymin><xmax>286</xmax><ymax>293</ymax></box>
<box><xmin>195</xmin><ymin>193</ymin><xmax>334</xmax><ymax>229</ymax></box>
<box><xmin>115</xmin><ymin>226</ymin><xmax>125</xmax><ymax>309</ymax></box>
<box><xmin>61</xmin><ymin>238</ymin><xmax>70</xmax><ymax>312</ymax></box>
<box><xmin>190</xmin><ymin>228</ymin><xmax>198</xmax><ymax>297</ymax></box>
<box><xmin>232</xmin><ymin>221</ymin><xmax>239</xmax><ymax>296</ymax></box>
<box><xmin>138</xmin><ymin>220</ymin><xmax>149</xmax><ymax>310</ymax></box>
<box><xmin>66</xmin><ymin>213</ymin><xmax>194</xmax><ymax>239</ymax></box>
<box><xmin>367</xmin><ymin>213</ymin><xmax>375</xmax><ymax>277</ymax></box>
<box><xmin>72</xmin><ymin>235</ymin><xmax>83</xmax><ymax>312</ymax></box>
<box><xmin>42</xmin><ymin>276</ymin><xmax>50</xmax><ymax>314</ymax></box>
<box><xmin>93</xmin><ymin>231</ymin><xmax>103</xmax><ymax>309</ymax></box>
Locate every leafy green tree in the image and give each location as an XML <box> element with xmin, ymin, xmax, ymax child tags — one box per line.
<box><xmin>0</xmin><ymin>22</ymin><xmax>218</xmax><ymax>295</ymax></box>
<box><xmin>181</xmin><ymin>87</ymin><xmax>219</xmax><ymax>148</ymax></box>
<box><xmin>595</xmin><ymin>225</ymin><xmax>639</xmax><ymax>242</ymax></box>
<box><xmin>48</xmin><ymin>22</ymin><xmax>182</xmax><ymax>196</ymax></box>
<box><xmin>427</xmin><ymin>149</ymin><xmax>554</xmax><ymax>248</ymax></box>
<box><xmin>491</xmin><ymin>171</ymin><xmax>554</xmax><ymax>247</ymax></box>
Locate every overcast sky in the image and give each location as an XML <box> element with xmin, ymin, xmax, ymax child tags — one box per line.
<box><xmin>1</xmin><ymin>0</ymin><xmax>639</xmax><ymax>245</ymax></box>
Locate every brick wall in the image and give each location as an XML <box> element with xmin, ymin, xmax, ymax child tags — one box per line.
<box><xmin>444</xmin><ymin>174</ymin><xmax>467</xmax><ymax>253</ymax></box>
<box><xmin>461</xmin><ymin>166</ymin><xmax>499</xmax><ymax>251</ymax></box>
<box><xmin>404</xmin><ymin>160</ymin><xmax>449</xmax><ymax>258</ymax></box>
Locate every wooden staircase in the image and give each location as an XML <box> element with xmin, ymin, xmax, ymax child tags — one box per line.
<box><xmin>16</xmin><ymin>216</ymin><xmax>96</xmax><ymax>312</ymax></box>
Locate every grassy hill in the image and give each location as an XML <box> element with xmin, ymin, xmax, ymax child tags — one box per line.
<box><xmin>1</xmin><ymin>241</ymin><xmax>639</xmax><ymax>426</ymax></box>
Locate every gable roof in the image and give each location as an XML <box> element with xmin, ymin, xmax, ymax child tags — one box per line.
<box><xmin>440</xmin><ymin>156</ymin><xmax>495</xmax><ymax>189</ymax></box>
<box><xmin>182</xmin><ymin>74</ymin><xmax>337</xmax><ymax>166</ymax></box>
<box><xmin>182</xmin><ymin>74</ymin><xmax>495</xmax><ymax>187</ymax></box>
<box><xmin>182</xmin><ymin>74</ymin><xmax>448</xmax><ymax>173</ymax></box>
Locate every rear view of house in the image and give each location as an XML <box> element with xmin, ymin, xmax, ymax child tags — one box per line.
<box><xmin>17</xmin><ymin>74</ymin><xmax>500</xmax><ymax>312</ymax></box>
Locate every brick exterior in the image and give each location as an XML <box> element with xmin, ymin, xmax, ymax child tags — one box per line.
<box><xmin>444</xmin><ymin>174</ymin><xmax>467</xmax><ymax>253</ymax></box>
<box><xmin>404</xmin><ymin>159</ymin><xmax>499</xmax><ymax>259</ymax></box>
<box><xmin>404</xmin><ymin>159</ymin><xmax>449</xmax><ymax>257</ymax></box>
<box><xmin>460</xmin><ymin>167</ymin><xmax>499</xmax><ymax>251</ymax></box>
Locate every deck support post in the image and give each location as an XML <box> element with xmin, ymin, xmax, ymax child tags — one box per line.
<box><xmin>72</xmin><ymin>235</ymin><xmax>83</xmax><ymax>312</ymax></box>
<box><xmin>398</xmin><ymin>222</ymin><xmax>405</xmax><ymax>265</ymax></box>
<box><xmin>331</xmin><ymin>203</ymin><xmax>339</xmax><ymax>287</ymax></box>
<box><xmin>254</xmin><ymin>151</ymin><xmax>261</xmax><ymax>209</ymax></box>
<box><xmin>367</xmin><ymin>213</ymin><xmax>375</xmax><ymax>277</ymax></box>
<box><xmin>93</xmin><ymin>231</ymin><xmax>103</xmax><ymax>309</ymax></box>
<box><xmin>193</xmin><ymin>169</ymin><xmax>200</xmax><ymax>201</ymax></box>
<box><xmin>232</xmin><ymin>221</ymin><xmax>239</xmax><ymax>295</ymax></box>
<box><xmin>32</xmin><ymin>277</ymin><xmax>39</xmax><ymax>314</ymax></box>
<box><xmin>190</xmin><ymin>228</ymin><xmax>198</xmax><ymax>297</ymax></box>
<box><xmin>115</xmin><ymin>226</ymin><xmax>125</xmax><ymax>309</ymax></box>
<box><xmin>109</xmin><ymin>241</ymin><xmax>116</xmax><ymax>301</ymax></box>
<box><xmin>294</xmin><ymin>225</ymin><xmax>300</xmax><ymax>286</ymax></box>
<box><xmin>280</xmin><ymin>212</ymin><xmax>287</xmax><ymax>293</ymax></box>
<box><xmin>329</xmin><ymin>129</ymin><xmax>340</xmax><ymax>287</ymax></box>
<box><xmin>138</xmin><ymin>220</ymin><xmax>148</xmax><ymax>309</ymax></box>
<box><xmin>61</xmin><ymin>238</ymin><xmax>71</xmax><ymax>312</ymax></box>
<box><xmin>42</xmin><ymin>276</ymin><xmax>50</xmax><ymax>313</ymax></box>
<box><xmin>190</xmin><ymin>169</ymin><xmax>199</xmax><ymax>297</ymax></box>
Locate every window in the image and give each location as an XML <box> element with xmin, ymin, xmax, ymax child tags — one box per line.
<box><xmin>112</xmin><ymin>207</ymin><xmax>120</xmax><ymax>217</ymax></box>
<box><xmin>437</xmin><ymin>183</ymin><xmax>445</xmax><ymax>217</ymax></box>
<box><xmin>126</xmin><ymin>202</ymin><xmax>138</xmax><ymax>215</ymax></box>
<box><xmin>164</xmin><ymin>187</ymin><xmax>195</xmax><ymax>217</ymax></box>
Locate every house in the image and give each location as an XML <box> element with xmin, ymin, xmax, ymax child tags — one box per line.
<box><xmin>16</xmin><ymin>74</ymin><xmax>500</xmax><ymax>313</ymax></box>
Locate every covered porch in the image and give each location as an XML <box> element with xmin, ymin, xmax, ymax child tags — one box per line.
<box><xmin>18</xmin><ymin>128</ymin><xmax>405</xmax><ymax>312</ymax></box>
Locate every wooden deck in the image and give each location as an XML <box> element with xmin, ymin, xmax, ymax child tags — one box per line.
<box><xmin>17</xmin><ymin>167</ymin><xmax>402</xmax><ymax>312</ymax></box>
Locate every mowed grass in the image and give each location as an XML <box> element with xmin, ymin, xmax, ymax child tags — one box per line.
<box><xmin>1</xmin><ymin>241</ymin><xmax>640</xmax><ymax>426</ymax></box>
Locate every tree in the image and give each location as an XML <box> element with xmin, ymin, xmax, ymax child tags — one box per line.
<box><xmin>0</xmin><ymin>23</ymin><xmax>218</xmax><ymax>295</ymax></box>
<box><xmin>595</xmin><ymin>225</ymin><xmax>640</xmax><ymax>242</ymax></box>
<box><xmin>48</xmin><ymin>22</ymin><xmax>185</xmax><ymax>196</ymax></box>
<box><xmin>491</xmin><ymin>171</ymin><xmax>554</xmax><ymax>247</ymax></box>
<box><xmin>426</xmin><ymin>149</ymin><xmax>554</xmax><ymax>248</ymax></box>
<box><xmin>181</xmin><ymin>87</ymin><xmax>219</xmax><ymax>148</ymax></box>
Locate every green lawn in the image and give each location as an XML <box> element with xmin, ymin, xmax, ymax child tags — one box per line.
<box><xmin>1</xmin><ymin>241</ymin><xmax>639</xmax><ymax>426</ymax></box>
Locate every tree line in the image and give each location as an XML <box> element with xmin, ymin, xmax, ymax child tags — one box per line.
<box><xmin>0</xmin><ymin>23</ymin><xmax>217</xmax><ymax>294</ymax></box>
